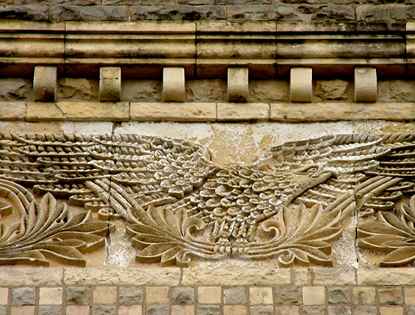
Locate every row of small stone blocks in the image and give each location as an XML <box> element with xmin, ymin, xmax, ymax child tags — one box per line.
<box><xmin>1</xmin><ymin>285</ymin><xmax>415</xmax><ymax>315</ymax></box>
<box><xmin>32</xmin><ymin>66</ymin><xmax>378</xmax><ymax>104</ymax></box>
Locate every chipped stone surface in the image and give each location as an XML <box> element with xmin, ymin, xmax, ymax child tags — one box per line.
<box><xmin>0</xmin><ymin>268</ymin><xmax>62</xmax><ymax>286</ymax></box>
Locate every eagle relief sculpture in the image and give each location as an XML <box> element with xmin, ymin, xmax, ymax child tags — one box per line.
<box><xmin>0</xmin><ymin>132</ymin><xmax>414</xmax><ymax>267</ymax></box>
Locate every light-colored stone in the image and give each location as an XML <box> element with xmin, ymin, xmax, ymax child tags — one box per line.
<box><xmin>358</xmin><ymin>268</ymin><xmax>415</xmax><ymax>286</ymax></box>
<box><xmin>378</xmin><ymin>287</ymin><xmax>402</xmax><ymax>305</ymax></box>
<box><xmin>223</xmin><ymin>287</ymin><xmax>247</xmax><ymax>305</ymax></box>
<box><xmin>290</xmin><ymin>67</ymin><xmax>312</xmax><ymax>103</ymax></box>
<box><xmin>249</xmin><ymin>287</ymin><xmax>273</xmax><ymax>305</ymax></box>
<box><xmin>146</xmin><ymin>287</ymin><xmax>169</xmax><ymax>304</ymax></box>
<box><xmin>0</xmin><ymin>289</ymin><xmax>7</xmax><ymax>305</ymax></box>
<box><xmin>406</xmin><ymin>287</ymin><xmax>415</xmax><ymax>305</ymax></box>
<box><xmin>303</xmin><ymin>287</ymin><xmax>326</xmax><ymax>305</ymax></box>
<box><xmin>227</xmin><ymin>67</ymin><xmax>249</xmax><ymax>102</ymax></box>
<box><xmin>217</xmin><ymin>103</ymin><xmax>269</xmax><ymax>121</ymax></box>
<box><xmin>39</xmin><ymin>287</ymin><xmax>62</xmax><ymax>305</ymax></box>
<box><xmin>162</xmin><ymin>67</ymin><xmax>185</xmax><ymax>102</ymax></box>
<box><xmin>182</xmin><ymin>261</ymin><xmax>291</xmax><ymax>286</ymax></box>
<box><xmin>99</xmin><ymin>67</ymin><xmax>121</xmax><ymax>102</ymax></box>
<box><xmin>64</xmin><ymin>267</ymin><xmax>180</xmax><ymax>286</ymax></box>
<box><xmin>33</xmin><ymin>66</ymin><xmax>57</xmax><ymax>102</ymax></box>
<box><xmin>118</xmin><ymin>305</ymin><xmax>142</xmax><ymax>315</ymax></box>
<box><xmin>198</xmin><ymin>287</ymin><xmax>222</xmax><ymax>304</ymax></box>
<box><xmin>379</xmin><ymin>306</ymin><xmax>404</xmax><ymax>315</ymax></box>
<box><xmin>275</xmin><ymin>306</ymin><xmax>300</xmax><ymax>315</ymax></box>
<box><xmin>0</xmin><ymin>102</ymin><xmax>25</xmax><ymax>120</ymax></box>
<box><xmin>93</xmin><ymin>286</ymin><xmax>117</xmax><ymax>305</ymax></box>
<box><xmin>223</xmin><ymin>305</ymin><xmax>248</xmax><ymax>315</ymax></box>
<box><xmin>10</xmin><ymin>306</ymin><xmax>35</xmax><ymax>315</ymax></box>
<box><xmin>66</xmin><ymin>305</ymin><xmax>90</xmax><ymax>315</ymax></box>
<box><xmin>353</xmin><ymin>287</ymin><xmax>376</xmax><ymax>305</ymax></box>
<box><xmin>26</xmin><ymin>102</ymin><xmax>129</xmax><ymax>121</ymax></box>
<box><xmin>293</xmin><ymin>268</ymin><xmax>311</xmax><ymax>286</ymax></box>
<box><xmin>312</xmin><ymin>267</ymin><xmax>356</xmax><ymax>285</ymax></box>
<box><xmin>354</xmin><ymin>67</ymin><xmax>377</xmax><ymax>103</ymax></box>
<box><xmin>130</xmin><ymin>102</ymin><xmax>216</xmax><ymax>122</ymax></box>
<box><xmin>0</xmin><ymin>268</ymin><xmax>62</xmax><ymax>286</ymax></box>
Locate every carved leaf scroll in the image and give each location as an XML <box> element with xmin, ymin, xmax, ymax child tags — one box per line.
<box><xmin>0</xmin><ymin>180</ymin><xmax>111</xmax><ymax>266</ymax></box>
<box><xmin>359</xmin><ymin>195</ymin><xmax>415</xmax><ymax>266</ymax></box>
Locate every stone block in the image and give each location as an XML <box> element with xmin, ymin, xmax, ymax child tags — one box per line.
<box><xmin>353</xmin><ymin>306</ymin><xmax>377</xmax><ymax>315</ymax></box>
<box><xmin>223</xmin><ymin>305</ymin><xmax>247</xmax><ymax>315</ymax></box>
<box><xmin>328</xmin><ymin>305</ymin><xmax>352</xmax><ymax>315</ymax></box>
<box><xmin>312</xmin><ymin>267</ymin><xmax>356</xmax><ymax>285</ymax></box>
<box><xmin>275</xmin><ymin>306</ymin><xmax>300</xmax><ymax>315</ymax></box>
<box><xmin>0</xmin><ymin>268</ymin><xmax>62</xmax><ymax>287</ymax></box>
<box><xmin>217</xmin><ymin>102</ymin><xmax>269</xmax><ymax>121</ymax></box>
<box><xmin>328</xmin><ymin>287</ymin><xmax>351</xmax><ymax>304</ymax></box>
<box><xmin>301</xmin><ymin>306</ymin><xmax>326</xmax><ymax>315</ymax></box>
<box><xmin>302</xmin><ymin>287</ymin><xmax>325</xmax><ymax>305</ymax></box>
<box><xmin>379</xmin><ymin>306</ymin><xmax>404</xmax><ymax>315</ymax></box>
<box><xmin>250</xmin><ymin>305</ymin><xmax>273</xmax><ymax>315</ymax></box>
<box><xmin>65</xmin><ymin>287</ymin><xmax>90</xmax><ymax>305</ymax></box>
<box><xmin>33</xmin><ymin>66</ymin><xmax>57</xmax><ymax>102</ymax></box>
<box><xmin>93</xmin><ymin>286</ymin><xmax>117</xmax><ymax>305</ymax></box>
<box><xmin>10</xmin><ymin>288</ymin><xmax>35</xmax><ymax>306</ymax></box>
<box><xmin>66</xmin><ymin>305</ymin><xmax>90</xmax><ymax>315</ymax></box>
<box><xmin>198</xmin><ymin>287</ymin><xmax>221</xmax><ymax>304</ymax></box>
<box><xmin>227</xmin><ymin>67</ymin><xmax>249</xmax><ymax>102</ymax></box>
<box><xmin>91</xmin><ymin>305</ymin><xmax>116</xmax><ymax>315</ymax></box>
<box><xmin>352</xmin><ymin>287</ymin><xmax>376</xmax><ymax>305</ymax></box>
<box><xmin>146</xmin><ymin>287</ymin><xmax>169</xmax><ymax>304</ymax></box>
<box><xmin>274</xmin><ymin>286</ymin><xmax>300</xmax><ymax>305</ymax></box>
<box><xmin>118</xmin><ymin>305</ymin><xmax>142</xmax><ymax>315</ymax></box>
<box><xmin>197</xmin><ymin>305</ymin><xmax>220</xmax><ymax>315</ymax></box>
<box><xmin>358</xmin><ymin>268</ymin><xmax>415</xmax><ymax>286</ymax></box>
<box><xmin>223</xmin><ymin>287</ymin><xmax>247</xmax><ymax>304</ymax></box>
<box><xmin>38</xmin><ymin>306</ymin><xmax>62</xmax><ymax>315</ymax></box>
<box><xmin>119</xmin><ymin>287</ymin><xmax>144</xmax><ymax>305</ymax></box>
<box><xmin>130</xmin><ymin>102</ymin><xmax>216</xmax><ymax>122</ymax></box>
<box><xmin>249</xmin><ymin>287</ymin><xmax>273</xmax><ymax>305</ymax></box>
<box><xmin>39</xmin><ymin>287</ymin><xmax>63</xmax><ymax>305</ymax></box>
<box><xmin>0</xmin><ymin>288</ymin><xmax>8</xmax><ymax>305</ymax></box>
<box><xmin>290</xmin><ymin>67</ymin><xmax>312</xmax><ymax>103</ymax></box>
<box><xmin>162</xmin><ymin>67</ymin><xmax>186</xmax><ymax>102</ymax></box>
<box><xmin>354</xmin><ymin>67</ymin><xmax>377</xmax><ymax>103</ymax></box>
<box><xmin>146</xmin><ymin>304</ymin><xmax>169</xmax><ymax>315</ymax></box>
<box><xmin>170</xmin><ymin>287</ymin><xmax>195</xmax><ymax>305</ymax></box>
<box><xmin>99</xmin><ymin>67</ymin><xmax>121</xmax><ymax>102</ymax></box>
<box><xmin>378</xmin><ymin>287</ymin><xmax>402</xmax><ymax>305</ymax></box>
<box><xmin>10</xmin><ymin>306</ymin><xmax>35</xmax><ymax>315</ymax></box>
<box><xmin>171</xmin><ymin>305</ymin><xmax>195</xmax><ymax>315</ymax></box>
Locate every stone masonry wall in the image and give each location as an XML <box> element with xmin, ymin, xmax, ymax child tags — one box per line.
<box><xmin>0</xmin><ymin>1</ymin><xmax>413</xmax><ymax>31</ymax></box>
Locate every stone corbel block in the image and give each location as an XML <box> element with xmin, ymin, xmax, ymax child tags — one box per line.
<box><xmin>290</xmin><ymin>67</ymin><xmax>312</xmax><ymax>103</ymax></box>
<box><xmin>354</xmin><ymin>67</ymin><xmax>377</xmax><ymax>103</ymax></box>
<box><xmin>227</xmin><ymin>67</ymin><xmax>249</xmax><ymax>102</ymax></box>
<box><xmin>162</xmin><ymin>67</ymin><xmax>186</xmax><ymax>102</ymax></box>
<box><xmin>99</xmin><ymin>67</ymin><xmax>121</xmax><ymax>102</ymax></box>
<box><xmin>33</xmin><ymin>66</ymin><xmax>57</xmax><ymax>102</ymax></box>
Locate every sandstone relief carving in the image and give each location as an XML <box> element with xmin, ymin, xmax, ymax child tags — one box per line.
<box><xmin>0</xmin><ymin>133</ymin><xmax>414</xmax><ymax>267</ymax></box>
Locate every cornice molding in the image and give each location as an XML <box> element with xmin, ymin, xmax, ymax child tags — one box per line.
<box><xmin>0</xmin><ymin>20</ymin><xmax>411</xmax><ymax>78</ymax></box>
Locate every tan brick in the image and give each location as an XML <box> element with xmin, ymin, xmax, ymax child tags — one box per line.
<box><xmin>10</xmin><ymin>306</ymin><xmax>35</xmax><ymax>315</ymax></box>
<box><xmin>223</xmin><ymin>305</ymin><xmax>248</xmax><ymax>315</ymax></box>
<box><xmin>303</xmin><ymin>287</ymin><xmax>326</xmax><ymax>305</ymax></box>
<box><xmin>0</xmin><ymin>288</ymin><xmax>8</xmax><ymax>305</ymax></box>
<box><xmin>198</xmin><ymin>287</ymin><xmax>221</xmax><ymax>304</ymax></box>
<box><xmin>217</xmin><ymin>103</ymin><xmax>269</xmax><ymax>121</ymax></box>
<box><xmin>0</xmin><ymin>268</ymin><xmax>62</xmax><ymax>286</ymax></box>
<box><xmin>66</xmin><ymin>305</ymin><xmax>90</xmax><ymax>315</ymax></box>
<box><xmin>353</xmin><ymin>287</ymin><xmax>376</xmax><ymax>305</ymax></box>
<box><xmin>406</xmin><ymin>287</ymin><xmax>415</xmax><ymax>305</ymax></box>
<box><xmin>358</xmin><ymin>269</ymin><xmax>415</xmax><ymax>286</ymax></box>
<box><xmin>130</xmin><ymin>102</ymin><xmax>216</xmax><ymax>122</ymax></box>
<box><xmin>146</xmin><ymin>287</ymin><xmax>169</xmax><ymax>304</ymax></box>
<box><xmin>293</xmin><ymin>268</ymin><xmax>311</xmax><ymax>286</ymax></box>
<box><xmin>312</xmin><ymin>267</ymin><xmax>355</xmax><ymax>285</ymax></box>
<box><xmin>171</xmin><ymin>305</ymin><xmax>195</xmax><ymax>315</ymax></box>
<box><xmin>39</xmin><ymin>287</ymin><xmax>62</xmax><ymax>305</ymax></box>
<box><xmin>249</xmin><ymin>287</ymin><xmax>273</xmax><ymax>305</ymax></box>
<box><xmin>118</xmin><ymin>305</ymin><xmax>142</xmax><ymax>315</ymax></box>
<box><xmin>378</xmin><ymin>287</ymin><xmax>402</xmax><ymax>305</ymax></box>
<box><xmin>93</xmin><ymin>286</ymin><xmax>117</xmax><ymax>304</ymax></box>
<box><xmin>379</xmin><ymin>306</ymin><xmax>404</xmax><ymax>315</ymax></box>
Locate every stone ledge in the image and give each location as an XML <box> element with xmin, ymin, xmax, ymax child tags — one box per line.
<box><xmin>358</xmin><ymin>268</ymin><xmax>415</xmax><ymax>286</ymax></box>
<box><xmin>5</xmin><ymin>101</ymin><xmax>414</xmax><ymax>123</ymax></box>
<box><xmin>0</xmin><ymin>268</ymin><xmax>62</xmax><ymax>286</ymax></box>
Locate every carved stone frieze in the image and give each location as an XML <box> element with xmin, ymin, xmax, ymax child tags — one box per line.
<box><xmin>0</xmin><ymin>133</ymin><xmax>414</xmax><ymax>267</ymax></box>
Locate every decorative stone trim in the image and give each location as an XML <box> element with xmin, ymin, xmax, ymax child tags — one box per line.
<box><xmin>162</xmin><ymin>67</ymin><xmax>186</xmax><ymax>102</ymax></box>
<box><xmin>33</xmin><ymin>66</ymin><xmax>57</xmax><ymax>102</ymax></box>
<box><xmin>5</xmin><ymin>101</ymin><xmax>415</xmax><ymax>122</ymax></box>
<box><xmin>354</xmin><ymin>67</ymin><xmax>378</xmax><ymax>103</ymax></box>
<box><xmin>0</xmin><ymin>21</ymin><xmax>412</xmax><ymax>78</ymax></box>
<box><xmin>289</xmin><ymin>67</ymin><xmax>312</xmax><ymax>103</ymax></box>
<box><xmin>227</xmin><ymin>67</ymin><xmax>249</xmax><ymax>103</ymax></box>
<box><xmin>99</xmin><ymin>67</ymin><xmax>121</xmax><ymax>102</ymax></box>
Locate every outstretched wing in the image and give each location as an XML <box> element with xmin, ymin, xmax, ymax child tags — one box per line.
<box><xmin>0</xmin><ymin>133</ymin><xmax>214</xmax><ymax>217</ymax></box>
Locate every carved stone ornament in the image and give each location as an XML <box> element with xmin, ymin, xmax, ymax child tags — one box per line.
<box><xmin>0</xmin><ymin>133</ymin><xmax>415</xmax><ymax>267</ymax></box>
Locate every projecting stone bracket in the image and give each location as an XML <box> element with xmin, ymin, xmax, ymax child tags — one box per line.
<box><xmin>162</xmin><ymin>67</ymin><xmax>186</xmax><ymax>102</ymax></box>
<box><xmin>227</xmin><ymin>67</ymin><xmax>249</xmax><ymax>103</ymax></box>
<box><xmin>33</xmin><ymin>66</ymin><xmax>57</xmax><ymax>102</ymax></box>
<box><xmin>354</xmin><ymin>67</ymin><xmax>378</xmax><ymax>103</ymax></box>
<box><xmin>99</xmin><ymin>67</ymin><xmax>122</xmax><ymax>102</ymax></box>
<box><xmin>289</xmin><ymin>67</ymin><xmax>312</xmax><ymax>103</ymax></box>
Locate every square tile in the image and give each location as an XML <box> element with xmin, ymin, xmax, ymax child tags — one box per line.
<box><xmin>170</xmin><ymin>287</ymin><xmax>194</xmax><ymax>305</ymax></box>
<box><xmin>10</xmin><ymin>306</ymin><xmax>35</xmax><ymax>315</ymax></box>
<box><xmin>10</xmin><ymin>287</ymin><xmax>35</xmax><ymax>305</ymax></box>
<box><xmin>118</xmin><ymin>305</ymin><xmax>142</xmax><ymax>315</ymax></box>
<box><xmin>353</xmin><ymin>287</ymin><xmax>376</xmax><ymax>305</ymax></box>
<box><xmin>223</xmin><ymin>305</ymin><xmax>247</xmax><ymax>315</ymax></box>
<box><xmin>0</xmin><ymin>288</ymin><xmax>7</xmax><ymax>305</ymax></box>
<box><xmin>93</xmin><ymin>287</ymin><xmax>117</xmax><ymax>305</ymax></box>
<box><xmin>303</xmin><ymin>287</ymin><xmax>326</xmax><ymax>305</ymax></box>
<box><xmin>146</xmin><ymin>287</ymin><xmax>169</xmax><ymax>304</ymax></box>
<box><xmin>66</xmin><ymin>305</ymin><xmax>90</xmax><ymax>315</ymax></box>
<box><xmin>223</xmin><ymin>287</ymin><xmax>247</xmax><ymax>305</ymax></box>
<box><xmin>39</xmin><ymin>287</ymin><xmax>63</xmax><ymax>305</ymax></box>
<box><xmin>171</xmin><ymin>305</ymin><xmax>195</xmax><ymax>315</ymax></box>
<box><xmin>198</xmin><ymin>287</ymin><xmax>221</xmax><ymax>304</ymax></box>
<box><xmin>249</xmin><ymin>287</ymin><xmax>273</xmax><ymax>305</ymax></box>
